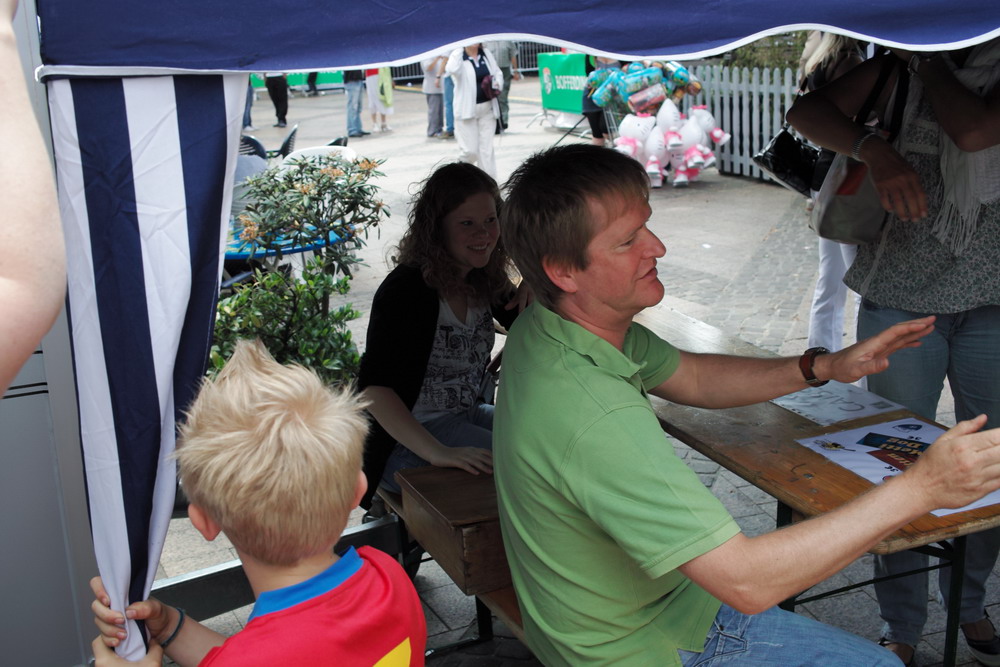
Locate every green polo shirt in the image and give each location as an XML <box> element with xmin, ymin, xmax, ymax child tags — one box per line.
<box><xmin>494</xmin><ymin>303</ymin><xmax>740</xmax><ymax>666</ymax></box>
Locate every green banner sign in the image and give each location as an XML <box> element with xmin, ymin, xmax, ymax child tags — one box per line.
<box><xmin>537</xmin><ymin>52</ymin><xmax>587</xmax><ymax>113</ymax></box>
<box><xmin>251</xmin><ymin>71</ymin><xmax>345</xmax><ymax>89</ymax></box>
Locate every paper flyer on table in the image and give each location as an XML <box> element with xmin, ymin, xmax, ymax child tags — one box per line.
<box><xmin>798</xmin><ymin>417</ymin><xmax>1000</xmax><ymax>517</ymax></box>
<box><xmin>772</xmin><ymin>381</ymin><xmax>903</xmax><ymax>426</ymax></box>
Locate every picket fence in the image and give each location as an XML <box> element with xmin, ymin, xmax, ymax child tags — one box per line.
<box><xmin>682</xmin><ymin>65</ymin><xmax>800</xmax><ymax>180</ymax></box>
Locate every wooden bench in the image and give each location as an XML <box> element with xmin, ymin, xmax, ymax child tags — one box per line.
<box><xmin>378</xmin><ymin>467</ymin><xmax>526</xmax><ymax>647</ymax></box>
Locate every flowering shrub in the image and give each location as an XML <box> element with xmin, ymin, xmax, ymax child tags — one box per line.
<box><xmin>210</xmin><ymin>153</ymin><xmax>389</xmax><ymax>385</ymax></box>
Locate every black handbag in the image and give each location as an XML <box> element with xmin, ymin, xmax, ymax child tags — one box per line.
<box><xmin>752</xmin><ymin>124</ymin><xmax>819</xmax><ymax>197</ymax></box>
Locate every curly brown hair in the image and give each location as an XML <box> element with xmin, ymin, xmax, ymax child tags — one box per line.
<box><xmin>395</xmin><ymin>162</ymin><xmax>513</xmax><ymax>303</ymax></box>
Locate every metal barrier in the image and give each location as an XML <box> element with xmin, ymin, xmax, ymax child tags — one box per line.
<box><xmin>389</xmin><ymin>41</ymin><xmax>559</xmax><ymax>84</ymax></box>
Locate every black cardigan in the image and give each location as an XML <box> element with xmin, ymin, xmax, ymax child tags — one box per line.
<box><xmin>357</xmin><ymin>264</ymin><xmax>517</xmax><ymax>508</ymax></box>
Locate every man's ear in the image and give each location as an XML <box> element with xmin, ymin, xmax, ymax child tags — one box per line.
<box><xmin>188</xmin><ymin>503</ymin><xmax>223</xmax><ymax>542</ymax></box>
<box><xmin>542</xmin><ymin>257</ymin><xmax>578</xmax><ymax>294</ymax></box>
<box><xmin>353</xmin><ymin>469</ymin><xmax>368</xmax><ymax>509</ymax></box>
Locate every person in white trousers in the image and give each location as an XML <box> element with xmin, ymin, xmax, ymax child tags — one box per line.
<box><xmin>445</xmin><ymin>43</ymin><xmax>502</xmax><ymax>179</ymax></box>
<box><xmin>808</xmin><ymin>239</ymin><xmax>858</xmax><ymax>351</ymax></box>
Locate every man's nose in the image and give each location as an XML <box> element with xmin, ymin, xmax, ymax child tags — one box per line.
<box><xmin>642</xmin><ymin>228</ymin><xmax>666</xmax><ymax>258</ymax></box>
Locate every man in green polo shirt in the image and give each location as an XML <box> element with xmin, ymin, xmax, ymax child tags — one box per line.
<box><xmin>494</xmin><ymin>144</ymin><xmax>1000</xmax><ymax>666</ymax></box>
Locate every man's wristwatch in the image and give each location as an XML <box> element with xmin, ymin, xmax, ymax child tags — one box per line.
<box><xmin>799</xmin><ymin>346</ymin><xmax>829</xmax><ymax>387</ymax></box>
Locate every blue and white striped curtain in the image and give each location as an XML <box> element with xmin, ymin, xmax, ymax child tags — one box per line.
<box><xmin>47</xmin><ymin>73</ymin><xmax>245</xmax><ymax>659</ymax></box>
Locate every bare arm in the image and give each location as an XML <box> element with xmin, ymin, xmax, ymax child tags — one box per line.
<box><xmin>650</xmin><ymin>317</ymin><xmax>934</xmax><ymax>409</ymax></box>
<box><xmin>0</xmin><ymin>0</ymin><xmax>65</xmax><ymax>394</ymax></box>
<box><xmin>362</xmin><ymin>385</ymin><xmax>492</xmax><ymax>475</ymax></box>
<box><xmin>511</xmin><ymin>53</ymin><xmax>522</xmax><ymax>80</ymax></box>
<box><xmin>787</xmin><ymin>56</ymin><xmax>928</xmax><ymax>221</ymax></box>
<box><xmin>681</xmin><ymin>416</ymin><xmax>1000</xmax><ymax>613</ymax></box>
<box><xmin>899</xmin><ymin>51</ymin><xmax>1000</xmax><ymax>152</ymax></box>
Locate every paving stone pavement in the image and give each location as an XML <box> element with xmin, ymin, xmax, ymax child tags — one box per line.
<box><xmin>159</xmin><ymin>76</ymin><xmax>984</xmax><ymax>667</ymax></box>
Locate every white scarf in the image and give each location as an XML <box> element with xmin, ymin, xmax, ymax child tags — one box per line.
<box><xmin>921</xmin><ymin>38</ymin><xmax>1000</xmax><ymax>255</ymax></box>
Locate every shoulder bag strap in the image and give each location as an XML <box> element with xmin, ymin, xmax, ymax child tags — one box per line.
<box><xmin>854</xmin><ymin>51</ymin><xmax>896</xmax><ymax>127</ymax></box>
<box><xmin>882</xmin><ymin>64</ymin><xmax>910</xmax><ymax>143</ymax></box>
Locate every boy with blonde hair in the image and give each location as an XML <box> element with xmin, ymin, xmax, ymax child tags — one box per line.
<box><xmin>90</xmin><ymin>340</ymin><xmax>426</xmax><ymax>666</ymax></box>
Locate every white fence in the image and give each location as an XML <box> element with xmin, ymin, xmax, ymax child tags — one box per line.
<box><xmin>683</xmin><ymin>65</ymin><xmax>799</xmax><ymax>180</ymax></box>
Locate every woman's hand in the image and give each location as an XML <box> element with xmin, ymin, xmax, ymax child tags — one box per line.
<box><xmin>427</xmin><ymin>446</ymin><xmax>493</xmax><ymax>476</ymax></box>
<box><xmin>505</xmin><ymin>282</ymin><xmax>535</xmax><ymax>313</ymax></box>
<box><xmin>859</xmin><ymin>134</ymin><xmax>928</xmax><ymax>221</ymax></box>
<box><xmin>91</xmin><ymin>577</ymin><xmax>172</xmax><ymax>649</ymax></box>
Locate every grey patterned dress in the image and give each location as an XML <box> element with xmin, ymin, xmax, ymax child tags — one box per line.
<box><xmin>844</xmin><ymin>58</ymin><xmax>1000</xmax><ymax>314</ymax></box>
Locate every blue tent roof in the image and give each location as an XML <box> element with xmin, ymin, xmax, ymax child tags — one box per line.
<box><xmin>37</xmin><ymin>0</ymin><xmax>1000</xmax><ymax>76</ymax></box>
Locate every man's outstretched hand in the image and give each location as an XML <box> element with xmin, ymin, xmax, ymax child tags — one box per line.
<box><xmin>817</xmin><ymin>316</ymin><xmax>934</xmax><ymax>384</ymax></box>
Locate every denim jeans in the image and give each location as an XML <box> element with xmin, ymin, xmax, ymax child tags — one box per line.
<box><xmin>443</xmin><ymin>76</ymin><xmax>455</xmax><ymax>133</ymax></box>
<box><xmin>677</xmin><ymin>604</ymin><xmax>899</xmax><ymax>665</ymax></box>
<box><xmin>345</xmin><ymin>80</ymin><xmax>364</xmax><ymax>136</ymax></box>
<box><xmin>859</xmin><ymin>300</ymin><xmax>1000</xmax><ymax>646</ymax></box>
<box><xmin>380</xmin><ymin>403</ymin><xmax>494</xmax><ymax>492</ymax></box>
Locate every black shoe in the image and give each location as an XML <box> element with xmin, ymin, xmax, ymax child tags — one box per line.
<box><xmin>274</xmin><ymin>121</ymin><xmax>287</xmax><ymax>128</ymax></box>
<box><xmin>348</xmin><ymin>130</ymin><xmax>371</xmax><ymax>137</ymax></box>
<box><xmin>963</xmin><ymin>615</ymin><xmax>1000</xmax><ymax>667</ymax></box>
<box><xmin>967</xmin><ymin>635</ymin><xmax>1000</xmax><ymax>667</ymax></box>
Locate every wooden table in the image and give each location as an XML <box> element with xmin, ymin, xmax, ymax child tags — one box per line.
<box><xmin>635</xmin><ymin>305</ymin><xmax>1000</xmax><ymax>665</ymax></box>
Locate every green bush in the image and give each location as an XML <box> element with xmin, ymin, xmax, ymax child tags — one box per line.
<box><xmin>211</xmin><ymin>259</ymin><xmax>362</xmax><ymax>386</ymax></box>
<box><xmin>211</xmin><ymin>153</ymin><xmax>389</xmax><ymax>385</ymax></box>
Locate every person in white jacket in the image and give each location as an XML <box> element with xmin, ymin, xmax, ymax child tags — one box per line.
<box><xmin>445</xmin><ymin>43</ymin><xmax>503</xmax><ymax>178</ymax></box>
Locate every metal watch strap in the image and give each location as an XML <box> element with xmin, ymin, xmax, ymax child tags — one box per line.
<box><xmin>799</xmin><ymin>346</ymin><xmax>829</xmax><ymax>387</ymax></box>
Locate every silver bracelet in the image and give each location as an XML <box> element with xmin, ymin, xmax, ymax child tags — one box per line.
<box><xmin>851</xmin><ymin>131</ymin><xmax>878</xmax><ymax>162</ymax></box>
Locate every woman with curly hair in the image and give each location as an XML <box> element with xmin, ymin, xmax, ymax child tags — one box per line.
<box><xmin>358</xmin><ymin>162</ymin><xmax>527</xmax><ymax>504</ymax></box>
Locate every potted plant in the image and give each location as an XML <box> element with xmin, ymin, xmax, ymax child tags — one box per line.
<box><xmin>210</xmin><ymin>153</ymin><xmax>390</xmax><ymax>386</ymax></box>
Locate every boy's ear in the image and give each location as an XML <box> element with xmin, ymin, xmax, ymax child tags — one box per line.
<box><xmin>188</xmin><ymin>503</ymin><xmax>222</xmax><ymax>542</ymax></box>
<box><xmin>353</xmin><ymin>469</ymin><xmax>368</xmax><ymax>509</ymax></box>
<box><xmin>542</xmin><ymin>257</ymin><xmax>578</xmax><ymax>294</ymax></box>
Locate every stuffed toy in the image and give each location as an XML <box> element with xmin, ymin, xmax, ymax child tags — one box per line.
<box><xmin>689</xmin><ymin>105</ymin><xmax>731</xmax><ymax>146</ymax></box>
<box><xmin>617</xmin><ymin>112</ymin><xmax>656</xmax><ymax>144</ymax></box>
